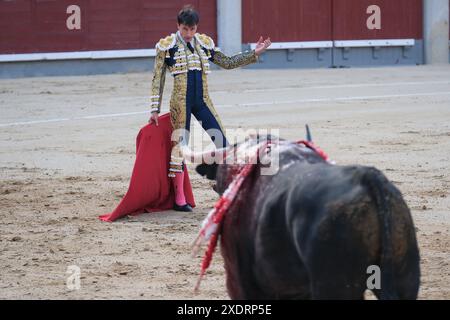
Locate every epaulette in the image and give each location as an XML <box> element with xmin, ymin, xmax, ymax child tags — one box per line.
<box><xmin>155</xmin><ymin>33</ymin><xmax>176</xmax><ymax>51</ymax></box>
<box><xmin>195</xmin><ymin>33</ymin><xmax>215</xmax><ymax>50</ymax></box>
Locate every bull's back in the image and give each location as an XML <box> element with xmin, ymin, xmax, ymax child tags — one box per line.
<box><xmin>279</xmin><ymin>164</ymin><xmax>419</xmax><ymax>299</ymax></box>
<box><xmin>223</xmin><ymin>162</ymin><xmax>419</xmax><ymax>299</ymax></box>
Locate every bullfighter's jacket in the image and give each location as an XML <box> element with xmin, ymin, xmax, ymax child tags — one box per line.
<box><xmin>149</xmin><ymin>32</ymin><xmax>258</xmax><ymax>177</ymax></box>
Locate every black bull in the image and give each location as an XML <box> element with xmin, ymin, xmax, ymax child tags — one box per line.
<box><xmin>195</xmin><ymin>138</ymin><xmax>420</xmax><ymax>299</ymax></box>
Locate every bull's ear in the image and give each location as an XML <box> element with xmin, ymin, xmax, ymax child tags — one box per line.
<box><xmin>196</xmin><ymin>163</ymin><xmax>218</xmax><ymax>180</ymax></box>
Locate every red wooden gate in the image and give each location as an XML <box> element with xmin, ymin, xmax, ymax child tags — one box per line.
<box><xmin>242</xmin><ymin>0</ymin><xmax>423</xmax><ymax>43</ymax></box>
<box><xmin>0</xmin><ymin>0</ymin><xmax>217</xmax><ymax>54</ymax></box>
<box><xmin>242</xmin><ymin>0</ymin><xmax>332</xmax><ymax>42</ymax></box>
<box><xmin>332</xmin><ymin>0</ymin><xmax>422</xmax><ymax>40</ymax></box>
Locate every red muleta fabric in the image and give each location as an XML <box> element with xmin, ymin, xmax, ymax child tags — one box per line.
<box><xmin>99</xmin><ymin>113</ymin><xmax>196</xmax><ymax>222</ymax></box>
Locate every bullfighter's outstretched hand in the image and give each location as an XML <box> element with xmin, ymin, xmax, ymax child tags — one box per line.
<box><xmin>254</xmin><ymin>36</ymin><xmax>272</xmax><ymax>56</ymax></box>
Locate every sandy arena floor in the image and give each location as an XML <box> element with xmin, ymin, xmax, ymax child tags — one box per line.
<box><xmin>0</xmin><ymin>65</ymin><xmax>449</xmax><ymax>299</ymax></box>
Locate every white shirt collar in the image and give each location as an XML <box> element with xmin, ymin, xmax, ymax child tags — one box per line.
<box><xmin>176</xmin><ymin>31</ymin><xmax>195</xmax><ymax>47</ymax></box>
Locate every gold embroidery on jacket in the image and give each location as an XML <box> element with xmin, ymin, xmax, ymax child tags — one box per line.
<box><xmin>150</xmin><ymin>49</ymin><xmax>167</xmax><ymax>112</ymax></box>
<box><xmin>169</xmin><ymin>72</ymin><xmax>188</xmax><ymax>175</ymax></box>
<box><xmin>195</xmin><ymin>33</ymin><xmax>215</xmax><ymax>50</ymax></box>
<box><xmin>212</xmin><ymin>50</ymin><xmax>258</xmax><ymax>70</ymax></box>
<box><xmin>156</xmin><ymin>34</ymin><xmax>176</xmax><ymax>51</ymax></box>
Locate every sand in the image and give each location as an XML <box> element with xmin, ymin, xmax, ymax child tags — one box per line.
<box><xmin>0</xmin><ymin>65</ymin><xmax>449</xmax><ymax>299</ymax></box>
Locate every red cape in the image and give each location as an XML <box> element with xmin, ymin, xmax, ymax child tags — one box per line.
<box><xmin>99</xmin><ymin>113</ymin><xmax>196</xmax><ymax>222</ymax></box>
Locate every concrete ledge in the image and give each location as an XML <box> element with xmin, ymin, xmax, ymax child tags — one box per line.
<box><xmin>0</xmin><ymin>49</ymin><xmax>156</xmax><ymax>63</ymax></box>
<box><xmin>334</xmin><ymin>39</ymin><xmax>415</xmax><ymax>48</ymax></box>
<box><xmin>249</xmin><ymin>41</ymin><xmax>333</xmax><ymax>50</ymax></box>
<box><xmin>333</xmin><ymin>40</ymin><xmax>423</xmax><ymax>67</ymax></box>
<box><xmin>0</xmin><ymin>57</ymin><xmax>156</xmax><ymax>79</ymax></box>
<box><xmin>0</xmin><ymin>40</ymin><xmax>427</xmax><ymax>77</ymax></box>
<box><xmin>245</xmin><ymin>47</ymin><xmax>333</xmax><ymax>69</ymax></box>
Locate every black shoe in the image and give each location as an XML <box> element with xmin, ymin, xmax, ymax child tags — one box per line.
<box><xmin>173</xmin><ymin>203</ymin><xmax>193</xmax><ymax>212</ymax></box>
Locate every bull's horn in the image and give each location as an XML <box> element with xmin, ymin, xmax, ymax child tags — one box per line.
<box><xmin>181</xmin><ymin>145</ymin><xmax>231</xmax><ymax>163</ymax></box>
<box><xmin>306</xmin><ymin>124</ymin><xmax>312</xmax><ymax>142</ymax></box>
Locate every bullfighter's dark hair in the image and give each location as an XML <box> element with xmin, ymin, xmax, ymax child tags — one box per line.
<box><xmin>177</xmin><ymin>5</ymin><xmax>199</xmax><ymax>26</ymax></box>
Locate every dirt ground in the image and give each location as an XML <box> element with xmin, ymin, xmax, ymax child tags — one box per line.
<box><xmin>0</xmin><ymin>65</ymin><xmax>449</xmax><ymax>299</ymax></box>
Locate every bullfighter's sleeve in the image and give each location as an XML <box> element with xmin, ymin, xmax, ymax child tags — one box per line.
<box><xmin>210</xmin><ymin>49</ymin><xmax>258</xmax><ymax>70</ymax></box>
<box><xmin>149</xmin><ymin>49</ymin><xmax>167</xmax><ymax>113</ymax></box>
<box><xmin>195</xmin><ymin>33</ymin><xmax>258</xmax><ymax>70</ymax></box>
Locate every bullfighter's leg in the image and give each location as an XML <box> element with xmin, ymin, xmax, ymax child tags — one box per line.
<box><xmin>169</xmin><ymin>117</ymin><xmax>191</xmax><ymax>210</ymax></box>
<box><xmin>168</xmin><ymin>74</ymin><xmax>192</xmax><ymax>211</ymax></box>
<box><xmin>191</xmin><ymin>72</ymin><xmax>228</xmax><ymax>148</ymax></box>
<box><xmin>192</xmin><ymin>100</ymin><xmax>228</xmax><ymax>149</ymax></box>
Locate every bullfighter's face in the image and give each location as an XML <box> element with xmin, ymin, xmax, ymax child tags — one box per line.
<box><xmin>177</xmin><ymin>23</ymin><xmax>197</xmax><ymax>43</ymax></box>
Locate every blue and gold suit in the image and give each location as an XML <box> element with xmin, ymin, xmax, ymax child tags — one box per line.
<box><xmin>150</xmin><ymin>32</ymin><xmax>258</xmax><ymax>177</ymax></box>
